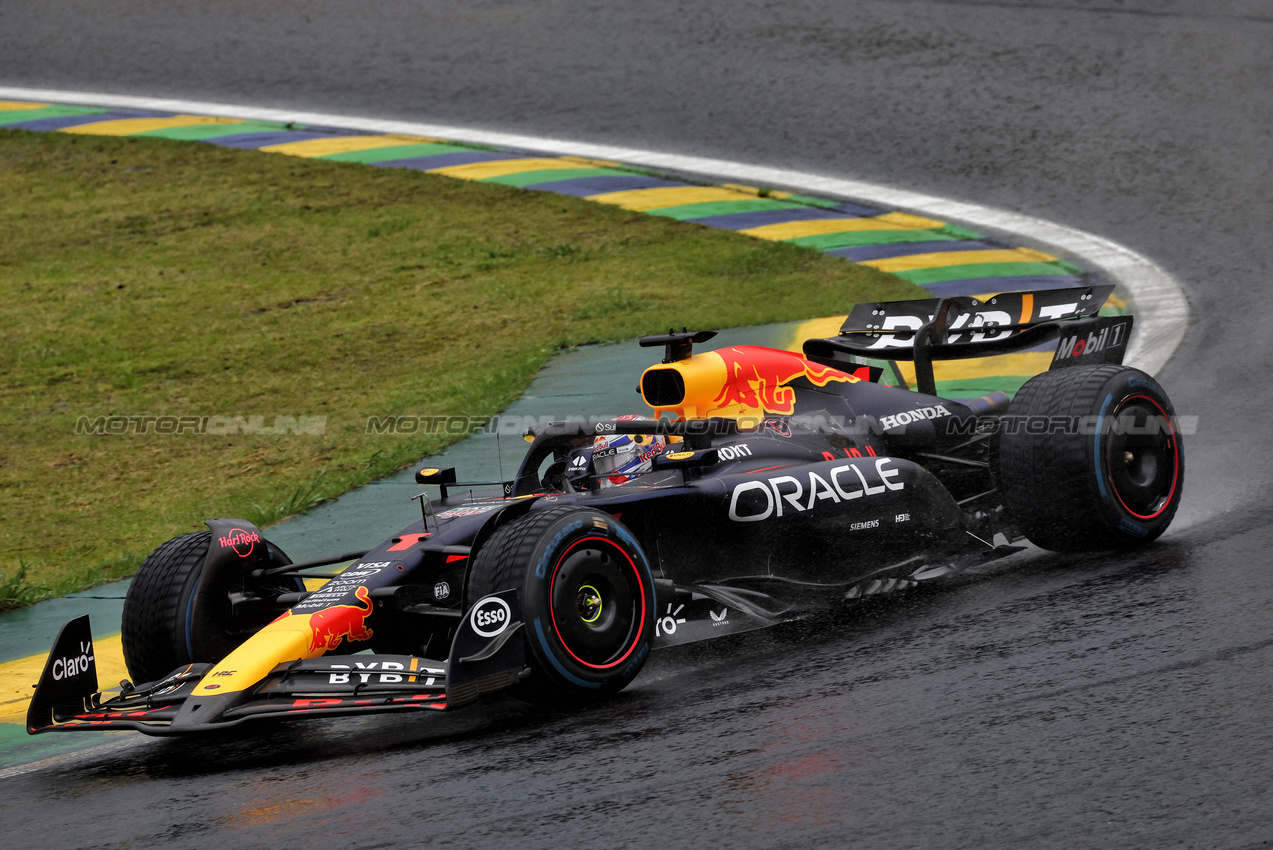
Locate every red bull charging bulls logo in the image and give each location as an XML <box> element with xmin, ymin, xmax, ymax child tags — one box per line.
<box><xmin>713</xmin><ymin>347</ymin><xmax>854</xmax><ymax>416</ymax></box>
<box><xmin>304</xmin><ymin>585</ymin><xmax>374</xmax><ymax>652</ymax></box>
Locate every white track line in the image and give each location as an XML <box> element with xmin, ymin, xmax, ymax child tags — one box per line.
<box><xmin>0</xmin><ymin>86</ymin><xmax>1188</xmax><ymax>374</ymax></box>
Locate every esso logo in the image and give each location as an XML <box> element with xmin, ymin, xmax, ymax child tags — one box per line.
<box><xmin>470</xmin><ymin>596</ymin><xmax>512</xmax><ymax>638</ymax></box>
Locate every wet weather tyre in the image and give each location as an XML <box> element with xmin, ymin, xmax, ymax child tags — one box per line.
<box><xmin>995</xmin><ymin>364</ymin><xmax>1184</xmax><ymax>551</ymax></box>
<box><xmin>467</xmin><ymin>506</ymin><xmax>656</xmax><ymax>703</ymax></box>
<box><xmin>121</xmin><ymin>531</ymin><xmax>300</xmax><ymax>684</ymax></box>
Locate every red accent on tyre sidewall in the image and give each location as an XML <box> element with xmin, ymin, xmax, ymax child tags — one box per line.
<box><xmin>1105</xmin><ymin>393</ymin><xmax>1180</xmax><ymax>521</ymax></box>
<box><xmin>547</xmin><ymin>535</ymin><xmax>647</xmax><ymax>670</ymax></box>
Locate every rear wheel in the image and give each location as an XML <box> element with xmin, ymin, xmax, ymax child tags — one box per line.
<box><xmin>467</xmin><ymin>505</ymin><xmax>656</xmax><ymax>703</ymax></box>
<box><xmin>995</xmin><ymin>365</ymin><xmax>1184</xmax><ymax>551</ymax></box>
<box><xmin>121</xmin><ymin>531</ymin><xmax>301</xmax><ymax>684</ymax></box>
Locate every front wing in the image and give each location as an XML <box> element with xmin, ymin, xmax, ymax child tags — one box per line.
<box><xmin>28</xmin><ymin>591</ymin><xmax>528</xmax><ymax>736</ymax></box>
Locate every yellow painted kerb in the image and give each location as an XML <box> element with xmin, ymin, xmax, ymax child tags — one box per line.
<box><xmin>259</xmin><ymin>133</ymin><xmax>442</xmax><ymax>157</ymax></box>
<box><xmin>60</xmin><ymin>115</ymin><xmax>246</xmax><ymax>135</ymax></box>
<box><xmin>862</xmin><ymin>248</ymin><xmax>1057</xmax><ymax>273</ymax></box>
<box><xmin>429</xmin><ymin>157</ymin><xmax>602</xmax><ymax>180</ymax></box>
<box><xmin>741</xmin><ymin>212</ymin><xmax>947</xmax><ymax>240</ymax></box>
<box><xmin>586</xmin><ymin>185</ymin><xmax>757</xmax><ymax>211</ymax></box>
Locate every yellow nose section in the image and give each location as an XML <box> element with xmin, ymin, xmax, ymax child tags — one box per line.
<box><xmin>190</xmin><ymin>616</ymin><xmax>316</xmax><ymax>697</ymax></box>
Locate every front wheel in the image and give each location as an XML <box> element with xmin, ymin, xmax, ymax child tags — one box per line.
<box><xmin>995</xmin><ymin>365</ymin><xmax>1184</xmax><ymax>551</ymax></box>
<box><xmin>121</xmin><ymin>530</ymin><xmax>301</xmax><ymax>684</ymax></box>
<box><xmin>467</xmin><ymin>505</ymin><xmax>656</xmax><ymax>703</ymax></box>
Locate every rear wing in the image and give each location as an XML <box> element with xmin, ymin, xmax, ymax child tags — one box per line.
<box><xmin>803</xmin><ymin>285</ymin><xmax>1132</xmax><ymax>395</ymax></box>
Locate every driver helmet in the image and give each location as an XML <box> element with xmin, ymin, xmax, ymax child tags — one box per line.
<box><xmin>592</xmin><ymin>414</ymin><xmax>668</xmax><ymax>488</ymax></box>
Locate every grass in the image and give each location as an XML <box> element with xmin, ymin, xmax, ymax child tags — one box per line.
<box><xmin>0</xmin><ymin>562</ymin><xmax>52</xmax><ymax>610</ymax></box>
<box><xmin>0</xmin><ymin>128</ymin><xmax>924</xmax><ymax>610</ymax></box>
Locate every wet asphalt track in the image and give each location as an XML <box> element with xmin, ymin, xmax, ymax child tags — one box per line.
<box><xmin>2</xmin><ymin>1</ymin><xmax>1272</xmax><ymax>847</ymax></box>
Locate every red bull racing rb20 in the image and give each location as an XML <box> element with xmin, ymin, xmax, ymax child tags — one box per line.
<box><xmin>29</xmin><ymin>286</ymin><xmax>1184</xmax><ymax>735</ymax></box>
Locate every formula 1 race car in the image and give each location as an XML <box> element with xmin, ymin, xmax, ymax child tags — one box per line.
<box><xmin>29</xmin><ymin>284</ymin><xmax>1184</xmax><ymax>735</ymax></box>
